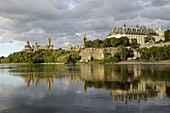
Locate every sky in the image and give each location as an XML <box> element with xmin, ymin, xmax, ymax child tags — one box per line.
<box><xmin>0</xmin><ymin>0</ymin><xmax>170</xmax><ymax>56</ymax></box>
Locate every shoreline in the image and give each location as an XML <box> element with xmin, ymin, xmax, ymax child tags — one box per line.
<box><xmin>1</xmin><ymin>61</ymin><xmax>170</xmax><ymax>65</ymax></box>
<box><xmin>0</xmin><ymin>63</ymin><xmax>65</xmax><ymax>65</ymax></box>
<box><xmin>116</xmin><ymin>61</ymin><xmax>170</xmax><ymax>65</ymax></box>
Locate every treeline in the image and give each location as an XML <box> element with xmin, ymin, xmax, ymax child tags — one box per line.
<box><xmin>0</xmin><ymin>49</ymin><xmax>80</xmax><ymax>64</ymax></box>
<box><xmin>85</xmin><ymin>37</ymin><xmax>130</xmax><ymax>48</ymax></box>
<box><xmin>139</xmin><ymin>45</ymin><xmax>170</xmax><ymax>61</ymax></box>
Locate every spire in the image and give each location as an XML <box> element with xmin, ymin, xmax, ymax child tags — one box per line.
<box><xmin>26</xmin><ymin>40</ymin><xmax>30</xmax><ymax>45</ymax></box>
<box><xmin>84</xmin><ymin>33</ymin><xmax>86</xmax><ymax>38</ymax></box>
<box><xmin>123</xmin><ymin>23</ymin><xmax>126</xmax><ymax>28</ymax></box>
<box><xmin>48</xmin><ymin>34</ymin><xmax>52</xmax><ymax>47</ymax></box>
<box><xmin>136</xmin><ymin>24</ymin><xmax>139</xmax><ymax>28</ymax></box>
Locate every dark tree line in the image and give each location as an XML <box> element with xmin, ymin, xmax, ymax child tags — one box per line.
<box><xmin>139</xmin><ymin>45</ymin><xmax>170</xmax><ymax>61</ymax></box>
<box><xmin>165</xmin><ymin>29</ymin><xmax>170</xmax><ymax>41</ymax></box>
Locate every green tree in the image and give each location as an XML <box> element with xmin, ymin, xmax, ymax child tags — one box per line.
<box><xmin>140</xmin><ymin>45</ymin><xmax>170</xmax><ymax>61</ymax></box>
<box><xmin>70</xmin><ymin>52</ymin><xmax>81</xmax><ymax>63</ymax></box>
<box><xmin>93</xmin><ymin>39</ymin><xmax>102</xmax><ymax>48</ymax></box>
<box><xmin>57</xmin><ymin>54</ymin><xmax>70</xmax><ymax>63</ymax></box>
<box><xmin>130</xmin><ymin>38</ymin><xmax>140</xmax><ymax>48</ymax></box>
<box><xmin>110</xmin><ymin>38</ymin><xmax>120</xmax><ymax>47</ymax></box>
<box><xmin>1</xmin><ymin>57</ymin><xmax>11</xmax><ymax>63</ymax></box>
<box><xmin>102</xmin><ymin>38</ymin><xmax>111</xmax><ymax>47</ymax></box>
<box><xmin>164</xmin><ymin>29</ymin><xmax>170</xmax><ymax>41</ymax></box>
<box><xmin>114</xmin><ymin>46</ymin><xmax>129</xmax><ymax>61</ymax></box>
<box><xmin>85</xmin><ymin>40</ymin><xmax>93</xmax><ymax>48</ymax></box>
<box><xmin>119</xmin><ymin>37</ymin><xmax>130</xmax><ymax>46</ymax></box>
<box><xmin>145</xmin><ymin>35</ymin><xmax>155</xmax><ymax>43</ymax></box>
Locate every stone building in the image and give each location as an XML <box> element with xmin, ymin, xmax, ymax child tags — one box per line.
<box><xmin>23</xmin><ymin>35</ymin><xmax>55</xmax><ymax>52</ymax></box>
<box><xmin>107</xmin><ymin>24</ymin><xmax>165</xmax><ymax>45</ymax></box>
<box><xmin>68</xmin><ymin>33</ymin><xmax>87</xmax><ymax>52</ymax></box>
<box><xmin>155</xmin><ymin>28</ymin><xmax>165</xmax><ymax>42</ymax></box>
<box><xmin>68</xmin><ymin>43</ymin><xmax>81</xmax><ymax>52</ymax></box>
<box><xmin>33</xmin><ymin>35</ymin><xmax>54</xmax><ymax>51</ymax></box>
<box><xmin>23</xmin><ymin>40</ymin><xmax>33</xmax><ymax>52</ymax></box>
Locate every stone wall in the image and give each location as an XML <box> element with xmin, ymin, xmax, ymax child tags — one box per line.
<box><xmin>79</xmin><ymin>47</ymin><xmax>117</xmax><ymax>62</ymax></box>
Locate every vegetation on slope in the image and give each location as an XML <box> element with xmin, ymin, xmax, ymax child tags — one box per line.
<box><xmin>0</xmin><ymin>49</ymin><xmax>80</xmax><ymax>64</ymax></box>
<box><xmin>139</xmin><ymin>45</ymin><xmax>170</xmax><ymax>61</ymax></box>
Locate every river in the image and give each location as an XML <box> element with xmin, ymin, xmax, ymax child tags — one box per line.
<box><xmin>0</xmin><ymin>64</ymin><xmax>170</xmax><ymax>113</ymax></box>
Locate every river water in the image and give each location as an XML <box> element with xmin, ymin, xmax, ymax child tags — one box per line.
<box><xmin>0</xmin><ymin>64</ymin><xmax>170</xmax><ymax>113</ymax></box>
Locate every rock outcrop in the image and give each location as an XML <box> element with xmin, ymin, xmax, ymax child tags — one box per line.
<box><xmin>79</xmin><ymin>48</ymin><xmax>117</xmax><ymax>62</ymax></box>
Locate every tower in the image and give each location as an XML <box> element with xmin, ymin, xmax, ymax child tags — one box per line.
<box><xmin>82</xmin><ymin>33</ymin><xmax>87</xmax><ymax>48</ymax></box>
<box><xmin>68</xmin><ymin>43</ymin><xmax>73</xmax><ymax>51</ymax></box>
<box><xmin>48</xmin><ymin>34</ymin><xmax>52</xmax><ymax>47</ymax></box>
<box><xmin>23</xmin><ymin>40</ymin><xmax>32</xmax><ymax>52</ymax></box>
<box><xmin>47</xmin><ymin>34</ymin><xmax>54</xmax><ymax>50</ymax></box>
<box><xmin>123</xmin><ymin>23</ymin><xmax>127</xmax><ymax>28</ymax></box>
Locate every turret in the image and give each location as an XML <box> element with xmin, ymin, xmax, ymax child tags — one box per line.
<box><xmin>123</xmin><ymin>23</ymin><xmax>127</xmax><ymax>28</ymax></box>
<box><xmin>23</xmin><ymin>40</ymin><xmax>33</xmax><ymax>52</ymax></box>
<box><xmin>48</xmin><ymin>34</ymin><xmax>52</xmax><ymax>47</ymax></box>
<box><xmin>136</xmin><ymin>24</ymin><xmax>139</xmax><ymax>28</ymax></box>
<box><xmin>82</xmin><ymin>33</ymin><xmax>87</xmax><ymax>48</ymax></box>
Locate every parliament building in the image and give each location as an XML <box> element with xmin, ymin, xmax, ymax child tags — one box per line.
<box><xmin>107</xmin><ymin>24</ymin><xmax>165</xmax><ymax>45</ymax></box>
<box><xmin>23</xmin><ymin>35</ymin><xmax>54</xmax><ymax>52</ymax></box>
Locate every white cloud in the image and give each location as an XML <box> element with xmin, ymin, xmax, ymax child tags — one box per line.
<box><xmin>23</xmin><ymin>28</ymin><xmax>45</xmax><ymax>35</ymax></box>
<box><xmin>0</xmin><ymin>16</ymin><xmax>15</xmax><ymax>26</ymax></box>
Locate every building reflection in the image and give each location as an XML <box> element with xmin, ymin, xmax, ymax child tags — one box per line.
<box><xmin>23</xmin><ymin>73</ymin><xmax>54</xmax><ymax>91</ymax></box>
<box><xmin>80</xmin><ymin>64</ymin><xmax>170</xmax><ymax>103</ymax></box>
<box><xmin>21</xmin><ymin>64</ymin><xmax>170</xmax><ymax>103</ymax></box>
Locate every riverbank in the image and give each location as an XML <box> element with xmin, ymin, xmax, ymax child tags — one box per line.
<box><xmin>116</xmin><ymin>60</ymin><xmax>170</xmax><ymax>65</ymax></box>
<box><xmin>0</xmin><ymin>63</ymin><xmax>65</xmax><ymax>65</ymax></box>
<box><xmin>2</xmin><ymin>61</ymin><xmax>170</xmax><ymax>65</ymax></box>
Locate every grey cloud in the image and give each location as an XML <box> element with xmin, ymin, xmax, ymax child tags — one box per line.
<box><xmin>150</xmin><ymin>0</ymin><xmax>170</xmax><ymax>6</ymax></box>
<box><xmin>140</xmin><ymin>5</ymin><xmax>170</xmax><ymax>20</ymax></box>
<box><xmin>0</xmin><ymin>0</ymin><xmax>170</xmax><ymax>49</ymax></box>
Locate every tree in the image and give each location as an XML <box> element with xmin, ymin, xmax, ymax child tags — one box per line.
<box><xmin>114</xmin><ymin>46</ymin><xmax>129</xmax><ymax>61</ymax></box>
<box><xmin>130</xmin><ymin>38</ymin><xmax>140</xmax><ymax>48</ymax></box>
<box><xmin>110</xmin><ymin>38</ymin><xmax>120</xmax><ymax>47</ymax></box>
<box><xmin>145</xmin><ymin>35</ymin><xmax>155</xmax><ymax>43</ymax></box>
<box><xmin>85</xmin><ymin>40</ymin><xmax>93</xmax><ymax>48</ymax></box>
<box><xmin>119</xmin><ymin>37</ymin><xmax>130</xmax><ymax>46</ymax></box>
<box><xmin>140</xmin><ymin>45</ymin><xmax>170</xmax><ymax>61</ymax></box>
<box><xmin>70</xmin><ymin>52</ymin><xmax>81</xmax><ymax>63</ymax></box>
<box><xmin>102</xmin><ymin>38</ymin><xmax>111</xmax><ymax>47</ymax></box>
<box><xmin>93</xmin><ymin>39</ymin><xmax>101</xmax><ymax>48</ymax></box>
<box><xmin>164</xmin><ymin>29</ymin><xmax>170</xmax><ymax>41</ymax></box>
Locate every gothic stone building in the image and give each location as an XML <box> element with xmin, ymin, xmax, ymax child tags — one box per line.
<box><xmin>68</xmin><ymin>33</ymin><xmax>87</xmax><ymax>52</ymax></box>
<box><xmin>23</xmin><ymin>35</ymin><xmax>54</xmax><ymax>52</ymax></box>
<box><xmin>107</xmin><ymin>24</ymin><xmax>165</xmax><ymax>45</ymax></box>
<box><xmin>33</xmin><ymin>35</ymin><xmax>54</xmax><ymax>51</ymax></box>
<box><xmin>23</xmin><ymin>40</ymin><xmax>33</xmax><ymax>52</ymax></box>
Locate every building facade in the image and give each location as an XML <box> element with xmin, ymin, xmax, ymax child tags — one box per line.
<box><xmin>107</xmin><ymin>24</ymin><xmax>165</xmax><ymax>45</ymax></box>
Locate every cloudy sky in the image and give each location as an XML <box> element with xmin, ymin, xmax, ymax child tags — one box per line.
<box><xmin>0</xmin><ymin>0</ymin><xmax>170</xmax><ymax>56</ymax></box>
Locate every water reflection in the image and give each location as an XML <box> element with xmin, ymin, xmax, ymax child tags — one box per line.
<box><xmin>80</xmin><ymin>64</ymin><xmax>169</xmax><ymax>103</ymax></box>
<box><xmin>11</xmin><ymin>64</ymin><xmax>170</xmax><ymax>104</ymax></box>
